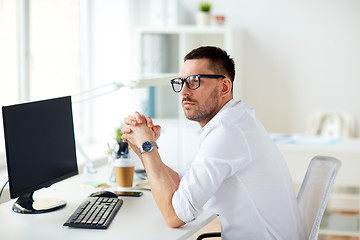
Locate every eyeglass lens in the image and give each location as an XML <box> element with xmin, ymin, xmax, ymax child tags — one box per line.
<box><xmin>171</xmin><ymin>75</ymin><xmax>200</xmax><ymax>92</ymax></box>
<box><xmin>171</xmin><ymin>78</ymin><xmax>183</xmax><ymax>92</ymax></box>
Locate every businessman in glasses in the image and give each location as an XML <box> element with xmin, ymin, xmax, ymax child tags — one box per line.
<box><xmin>121</xmin><ymin>46</ymin><xmax>304</xmax><ymax>239</ymax></box>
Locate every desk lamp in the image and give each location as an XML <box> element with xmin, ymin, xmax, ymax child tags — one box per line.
<box><xmin>72</xmin><ymin>74</ymin><xmax>175</xmax><ymax>174</ymax></box>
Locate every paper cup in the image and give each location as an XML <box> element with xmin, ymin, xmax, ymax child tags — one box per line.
<box><xmin>114</xmin><ymin>159</ymin><xmax>135</xmax><ymax>188</ymax></box>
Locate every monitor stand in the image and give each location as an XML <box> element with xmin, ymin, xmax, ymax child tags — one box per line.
<box><xmin>12</xmin><ymin>192</ymin><xmax>66</xmax><ymax>214</ymax></box>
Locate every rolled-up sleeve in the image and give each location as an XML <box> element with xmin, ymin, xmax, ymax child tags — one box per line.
<box><xmin>172</xmin><ymin>186</ymin><xmax>197</xmax><ymax>223</ymax></box>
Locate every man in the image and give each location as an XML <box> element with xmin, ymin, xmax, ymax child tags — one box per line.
<box><xmin>121</xmin><ymin>46</ymin><xmax>304</xmax><ymax>239</ymax></box>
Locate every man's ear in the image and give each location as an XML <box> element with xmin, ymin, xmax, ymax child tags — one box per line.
<box><xmin>220</xmin><ymin>78</ymin><xmax>232</xmax><ymax>97</ymax></box>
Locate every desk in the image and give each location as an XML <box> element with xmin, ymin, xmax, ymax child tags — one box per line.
<box><xmin>0</xmin><ymin>167</ymin><xmax>216</xmax><ymax>240</ymax></box>
<box><xmin>277</xmin><ymin>138</ymin><xmax>360</xmax><ymax>187</ymax></box>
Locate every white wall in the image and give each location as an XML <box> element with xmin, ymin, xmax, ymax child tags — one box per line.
<box><xmin>181</xmin><ymin>0</ymin><xmax>360</xmax><ymax>135</ymax></box>
<box><xmin>90</xmin><ymin>0</ymin><xmax>360</xmax><ymax>137</ymax></box>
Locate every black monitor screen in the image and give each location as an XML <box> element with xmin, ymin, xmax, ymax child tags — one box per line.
<box><xmin>2</xmin><ymin>96</ymin><xmax>78</xmax><ymax>199</ymax></box>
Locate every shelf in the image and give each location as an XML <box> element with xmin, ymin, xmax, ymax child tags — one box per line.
<box><xmin>133</xmin><ymin>26</ymin><xmax>236</xmax><ymax>119</ymax></box>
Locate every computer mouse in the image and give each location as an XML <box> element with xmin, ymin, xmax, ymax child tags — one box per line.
<box><xmin>89</xmin><ymin>190</ymin><xmax>118</xmax><ymax>198</ymax></box>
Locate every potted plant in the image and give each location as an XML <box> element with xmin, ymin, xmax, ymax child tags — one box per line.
<box><xmin>115</xmin><ymin>127</ymin><xmax>123</xmax><ymax>143</ymax></box>
<box><xmin>196</xmin><ymin>2</ymin><xmax>212</xmax><ymax>26</ymax></box>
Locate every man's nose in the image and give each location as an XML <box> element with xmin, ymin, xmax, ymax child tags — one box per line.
<box><xmin>180</xmin><ymin>82</ymin><xmax>191</xmax><ymax>96</ymax></box>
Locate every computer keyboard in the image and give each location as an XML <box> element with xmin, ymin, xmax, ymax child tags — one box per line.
<box><xmin>63</xmin><ymin>196</ymin><xmax>123</xmax><ymax>229</ymax></box>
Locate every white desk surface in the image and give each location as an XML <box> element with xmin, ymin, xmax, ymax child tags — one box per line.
<box><xmin>0</xmin><ymin>167</ymin><xmax>216</xmax><ymax>240</ymax></box>
<box><xmin>278</xmin><ymin>138</ymin><xmax>360</xmax><ymax>187</ymax></box>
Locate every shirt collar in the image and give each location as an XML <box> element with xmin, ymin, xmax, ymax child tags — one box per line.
<box><xmin>202</xmin><ymin>99</ymin><xmax>237</xmax><ymax>129</ymax></box>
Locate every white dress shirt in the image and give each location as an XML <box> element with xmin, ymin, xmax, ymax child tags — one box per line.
<box><xmin>172</xmin><ymin>99</ymin><xmax>304</xmax><ymax>240</ymax></box>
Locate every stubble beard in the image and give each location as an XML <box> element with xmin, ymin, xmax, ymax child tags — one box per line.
<box><xmin>182</xmin><ymin>86</ymin><xmax>220</xmax><ymax>123</ymax></box>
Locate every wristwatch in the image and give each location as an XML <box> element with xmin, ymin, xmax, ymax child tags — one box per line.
<box><xmin>138</xmin><ymin>141</ymin><xmax>158</xmax><ymax>154</ymax></box>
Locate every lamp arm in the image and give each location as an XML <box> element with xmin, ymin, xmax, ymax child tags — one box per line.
<box><xmin>75</xmin><ymin>141</ymin><xmax>97</xmax><ymax>174</ymax></box>
<box><xmin>72</xmin><ymin>81</ymin><xmax>128</xmax><ymax>104</ymax></box>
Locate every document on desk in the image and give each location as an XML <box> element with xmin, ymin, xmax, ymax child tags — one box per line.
<box><xmin>270</xmin><ymin>133</ymin><xmax>340</xmax><ymax>145</ymax></box>
<box><xmin>135</xmin><ymin>180</ymin><xmax>151</xmax><ymax>191</ymax></box>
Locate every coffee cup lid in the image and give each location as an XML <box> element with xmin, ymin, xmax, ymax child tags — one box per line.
<box><xmin>113</xmin><ymin>158</ymin><xmax>134</xmax><ymax>167</ymax></box>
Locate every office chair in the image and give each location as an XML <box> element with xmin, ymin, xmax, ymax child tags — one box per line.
<box><xmin>196</xmin><ymin>232</ymin><xmax>221</xmax><ymax>240</ymax></box>
<box><xmin>297</xmin><ymin>155</ymin><xmax>341</xmax><ymax>240</ymax></box>
<box><xmin>196</xmin><ymin>155</ymin><xmax>341</xmax><ymax>240</ymax></box>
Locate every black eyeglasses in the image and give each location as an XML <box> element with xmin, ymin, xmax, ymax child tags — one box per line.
<box><xmin>170</xmin><ymin>74</ymin><xmax>225</xmax><ymax>93</ymax></box>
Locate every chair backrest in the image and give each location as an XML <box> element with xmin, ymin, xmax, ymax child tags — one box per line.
<box><xmin>297</xmin><ymin>156</ymin><xmax>341</xmax><ymax>240</ymax></box>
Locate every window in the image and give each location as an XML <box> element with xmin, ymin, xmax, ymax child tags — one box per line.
<box><xmin>0</xmin><ymin>0</ymin><xmax>166</xmax><ymax>169</ymax></box>
<box><xmin>0</xmin><ymin>0</ymin><xmax>19</xmax><ymax>167</ymax></box>
<box><xmin>29</xmin><ymin>0</ymin><xmax>81</xmax><ymax>101</ymax></box>
<box><xmin>0</xmin><ymin>0</ymin><xmax>82</xmax><ymax>168</ymax></box>
<box><xmin>0</xmin><ymin>0</ymin><xmax>18</xmax><ymax>106</ymax></box>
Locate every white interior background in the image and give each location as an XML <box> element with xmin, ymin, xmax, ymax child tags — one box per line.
<box><xmin>91</xmin><ymin>0</ymin><xmax>360</xmax><ymax>137</ymax></box>
<box><xmin>182</xmin><ymin>0</ymin><xmax>360</xmax><ymax>135</ymax></box>
<box><xmin>1</xmin><ymin>0</ymin><xmax>360</xmax><ymax>170</ymax></box>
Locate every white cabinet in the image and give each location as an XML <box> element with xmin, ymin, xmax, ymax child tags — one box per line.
<box><xmin>132</xmin><ymin>25</ymin><xmax>241</xmax><ymax>119</ymax></box>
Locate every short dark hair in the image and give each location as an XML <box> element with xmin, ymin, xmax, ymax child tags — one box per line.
<box><xmin>184</xmin><ymin>46</ymin><xmax>235</xmax><ymax>83</ymax></box>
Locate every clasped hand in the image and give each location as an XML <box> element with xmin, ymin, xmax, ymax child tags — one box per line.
<box><xmin>120</xmin><ymin>112</ymin><xmax>161</xmax><ymax>156</ymax></box>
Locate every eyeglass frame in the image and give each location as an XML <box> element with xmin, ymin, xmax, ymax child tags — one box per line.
<box><xmin>170</xmin><ymin>74</ymin><xmax>226</xmax><ymax>93</ymax></box>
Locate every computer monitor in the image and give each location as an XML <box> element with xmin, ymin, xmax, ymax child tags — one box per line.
<box><xmin>2</xmin><ymin>96</ymin><xmax>78</xmax><ymax>214</ymax></box>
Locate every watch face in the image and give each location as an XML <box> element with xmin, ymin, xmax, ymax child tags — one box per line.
<box><xmin>142</xmin><ymin>141</ymin><xmax>153</xmax><ymax>152</ymax></box>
